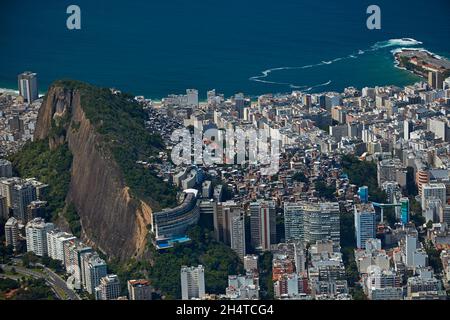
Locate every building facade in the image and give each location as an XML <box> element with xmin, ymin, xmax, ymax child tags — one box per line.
<box><xmin>180</xmin><ymin>265</ymin><xmax>205</xmax><ymax>300</ymax></box>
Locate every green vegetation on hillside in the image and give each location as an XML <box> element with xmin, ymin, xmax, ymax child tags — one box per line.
<box><xmin>10</xmin><ymin>79</ymin><xmax>177</xmax><ymax>225</ymax></box>
<box><xmin>425</xmin><ymin>240</ymin><xmax>444</xmax><ymax>274</ymax></box>
<box><xmin>405</xmin><ymin>167</ymin><xmax>418</xmax><ymax>196</ymax></box>
<box><xmin>259</xmin><ymin>252</ymin><xmax>274</xmax><ymax>299</ymax></box>
<box><xmin>292</xmin><ymin>171</ymin><xmax>308</xmax><ymax>183</ymax></box>
<box><xmin>341</xmin><ymin>155</ymin><xmax>386</xmax><ymax>203</ymax></box>
<box><xmin>105</xmin><ymin>258</ymin><xmax>150</xmax><ymax>296</ymax></box>
<box><xmin>339</xmin><ymin>200</ymin><xmax>367</xmax><ymax>299</ymax></box>
<box><xmin>64</xmin><ymin>203</ymin><xmax>81</xmax><ymax>237</ymax></box>
<box><xmin>148</xmin><ymin>225</ymin><xmax>243</xmax><ymax>299</ymax></box>
<box><xmin>53</xmin><ymin>80</ymin><xmax>177</xmax><ymax>209</ymax></box>
<box><xmin>315</xmin><ymin>178</ymin><xmax>336</xmax><ymax>200</ymax></box>
<box><xmin>410</xmin><ymin>197</ymin><xmax>426</xmax><ymax>227</ymax></box>
<box><xmin>340</xmin><ymin>210</ymin><xmax>356</xmax><ymax>249</ymax></box>
<box><xmin>9</xmin><ymin>139</ymin><xmax>73</xmax><ymax>221</ymax></box>
<box><xmin>104</xmin><ymin>215</ymin><xmax>243</xmax><ymax>300</ymax></box>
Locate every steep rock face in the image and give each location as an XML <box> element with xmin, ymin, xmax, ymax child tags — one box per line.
<box><xmin>35</xmin><ymin>86</ymin><xmax>73</xmax><ymax>141</ymax></box>
<box><xmin>35</xmin><ymin>85</ymin><xmax>153</xmax><ymax>260</ymax></box>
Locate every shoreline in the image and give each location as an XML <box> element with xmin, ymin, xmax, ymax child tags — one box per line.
<box><xmin>3</xmin><ymin>45</ymin><xmax>448</xmax><ymax>101</ymax></box>
<box><xmin>393</xmin><ymin>48</ymin><xmax>450</xmax><ymax>81</ymax></box>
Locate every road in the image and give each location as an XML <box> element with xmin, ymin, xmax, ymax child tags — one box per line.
<box><xmin>1</xmin><ymin>263</ymin><xmax>81</xmax><ymax>300</ymax></box>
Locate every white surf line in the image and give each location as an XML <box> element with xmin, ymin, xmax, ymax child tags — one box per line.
<box><xmin>249</xmin><ymin>38</ymin><xmax>423</xmax><ymax>91</ymax></box>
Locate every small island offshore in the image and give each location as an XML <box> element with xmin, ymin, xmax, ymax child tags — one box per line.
<box><xmin>395</xmin><ymin>48</ymin><xmax>450</xmax><ymax>89</ymax></box>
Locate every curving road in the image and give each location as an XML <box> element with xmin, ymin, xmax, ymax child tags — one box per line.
<box><xmin>1</xmin><ymin>264</ymin><xmax>81</xmax><ymax>300</ymax></box>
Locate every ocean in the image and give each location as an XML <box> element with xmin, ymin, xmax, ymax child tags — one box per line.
<box><xmin>0</xmin><ymin>0</ymin><xmax>449</xmax><ymax>99</ymax></box>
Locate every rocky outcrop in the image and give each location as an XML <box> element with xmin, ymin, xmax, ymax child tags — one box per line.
<box><xmin>35</xmin><ymin>83</ymin><xmax>153</xmax><ymax>260</ymax></box>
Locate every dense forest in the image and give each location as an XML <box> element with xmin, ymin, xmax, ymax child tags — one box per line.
<box><xmin>148</xmin><ymin>225</ymin><xmax>243</xmax><ymax>299</ymax></box>
<box><xmin>0</xmin><ymin>278</ymin><xmax>56</xmax><ymax>300</ymax></box>
<box><xmin>53</xmin><ymin>80</ymin><xmax>178</xmax><ymax>209</ymax></box>
<box><xmin>9</xmin><ymin>139</ymin><xmax>73</xmax><ymax>222</ymax></box>
<box><xmin>341</xmin><ymin>154</ymin><xmax>387</xmax><ymax>203</ymax></box>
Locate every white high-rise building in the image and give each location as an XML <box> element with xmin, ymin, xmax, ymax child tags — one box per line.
<box><xmin>0</xmin><ymin>178</ymin><xmax>14</xmax><ymax>208</ymax></box>
<box><xmin>82</xmin><ymin>253</ymin><xmax>108</xmax><ymax>295</ymax></box>
<box><xmin>230</xmin><ymin>211</ymin><xmax>246</xmax><ymax>260</ymax></box>
<box><xmin>441</xmin><ymin>205</ymin><xmax>450</xmax><ymax>225</ymax></box>
<box><xmin>0</xmin><ymin>177</ymin><xmax>37</xmax><ymax>221</ymax></box>
<box><xmin>422</xmin><ymin>183</ymin><xmax>446</xmax><ymax>211</ymax></box>
<box><xmin>365</xmin><ymin>268</ymin><xmax>403</xmax><ymax>300</ymax></box>
<box><xmin>0</xmin><ymin>196</ymin><xmax>7</xmax><ymax>220</ymax></box>
<box><xmin>424</xmin><ymin>198</ymin><xmax>443</xmax><ymax>223</ymax></box>
<box><xmin>214</xmin><ymin>201</ymin><xmax>246</xmax><ymax>259</ymax></box>
<box><xmin>405</xmin><ymin>235</ymin><xmax>418</xmax><ymax>268</ymax></box>
<box><xmin>354</xmin><ymin>203</ymin><xmax>377</xmax><ymax>249</ymax></box>
<box><xmin>180</xmin><ymin>265</ymin><xmax>205</xmax><ymax>300</ymax></box>
<box><xmin>283</xmin><ymin>202</ymin><xmax>340</xmax><ymax>246</ymax></box>
<box><xmin>284</xmin><ymin>203</ymin><xmax>304</xmax><ymax>242</ymax></box>
<box><xmin>46</xmin><ymin>230</ymin><xmax>76</xmax><ymax>263</ymax></box>
<box><xmin>64</xmin><ymin>239</ymin><xmax>93</xmax><ymax>289</ymax></box>
<box><xmin>199</xmin><ymin>199</ymin><xmax>216</xmax><ymax>222</ymax></box>
<box><xmin>18</xmin><ymin>71</ymin><xmax>38</xmax><ymax>103</ymax></box>
<box><xmin>443</xmin><ymin>77</ymin><xmax>450</xmax><ymax>90</ymax></box>
<box><xmin>186</xmin><ymin>89</ymin><xmax>199</xmax><ymax>107</ymax></box>
<box><xmin>12</xmin><ymin>182</ymin><xmax>37</xmax><ymax>221</ymax></box>
<box><xmin>214</xmin><ymin>201</ymin><xmax>238</xmax><ymax>243</ymax></box>
<box><xmin>25</xmin><ymin>218</ymin><xmax>54</xmax><ymax>256</ymax></box>
<box><xmin>95</xmin><ymin>274</ymin><xmax>121</xmax><ymax>300</ymax></box>
<box><xmin>250</xmin><ymin>201</ymin><xmax>276</xmax><ymax>251</ymax></box>
<box><xmin>5</xmin><ymin>217</ymin><xmax>20</xmax><ymax>251</ymax></box>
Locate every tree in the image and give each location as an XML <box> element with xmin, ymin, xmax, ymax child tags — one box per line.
<box><xmin>146</xmin><ymin>225</ymin><xmax>243</xmax><ymax>299</ymax></box>
<box><xmin>351</xmin><ymin>285</ymin><xmax>367</xmax><ymax>300</ymax></box>
<box><xmin>41</xmin><ymin>256</ymin><xmax>64</xmax><ymax>273</ymax></box>
<box><xmin>292</xmin><ymin>171</ymin><xmax>308</xmax><ymax>183</ymax></box>
<box><xmin>0</xmin><ymin>278</ymin><xmax>19</xmax><ymax>292</ymax></box>
<box><xmin>0</xmin><ymin>243</ymin><xmax>14</xmax><ymax>264</ymax></box>
<box><xmin>259</xmin><ymin>252</ymin><xmax>274</xmax><ymax>299</ymax></box>
<box><xmin>341</xmin><ymin>155</ymin><xmax>386</xmax><ymax>203</ymax></box>
<box><xmin>64</xmin><ymin>203</ymin><xmax>81</xmax><ymax>237</ymax></box>
<box><xmin>13</xmin><ymin>278</ymin><xmax>56</xmax><ymax>300</ymax></box>
<box><xmin>410</xmin><ymin>198</ymin><xmax>425</xmax><ymax>227</ymax></box>
<box><xmin>425</xmin><ymin>241</ymin><xmax>443</xmax><ymax>274</ymax></box>
<box><xmin>0</xmin><ymin>218</ymin><xmax>5</xmax><ymax>238</ymax></box>
<box><xmin>5</xmin><ymin>245</ymin><xmax>14</xmax><ymax>256</ymax></box>
<box><xmin>22</xmin><ymin>252</ymin><xmax>39</xmax><ymax>268</ymax></box>
<box><xmin>315</xmin><ymin>179</ymin><xmax>336</xmax><ymax>201</ymax></box>
<box><xmin>405</xmin><ymin>167</ymin><xmax>418</xmax><ymax>196</ymax></box>
<box><xmin>340</xmin><ymin>212</ymin><xmax>356</xmax><ymax>248</ymax></box>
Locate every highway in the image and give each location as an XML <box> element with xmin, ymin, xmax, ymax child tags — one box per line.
<box><xmin>1</xmin><ymin>263</ymin><xmax>81</xmax><ymax>300</ymax></box>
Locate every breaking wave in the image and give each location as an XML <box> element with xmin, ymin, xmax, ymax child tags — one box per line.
<box><xmin>249</xmin><ymin>38</ymin><xmax>423</xmax><ymax>92</ymax></box>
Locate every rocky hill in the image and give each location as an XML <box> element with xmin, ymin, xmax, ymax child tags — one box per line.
<box><xmin>13</xmin><ymin>80</ymin><xmax>177</xmax><ymax>260</ymax></box>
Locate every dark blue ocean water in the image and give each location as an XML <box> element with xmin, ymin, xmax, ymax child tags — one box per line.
<box><xmin>0</xmin><ymin>0</ymin><xmax>449</xmax><ymax>99</ymax></box>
